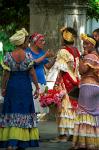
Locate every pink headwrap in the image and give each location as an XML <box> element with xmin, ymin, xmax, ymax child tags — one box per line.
<box><xmin>30</xmin><ymin>32</ymin><xmax>44</xmax><ymax>44</ymax></box>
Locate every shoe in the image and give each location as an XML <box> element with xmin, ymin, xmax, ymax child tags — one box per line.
<box><xmin>6</xmin><ymin>146</ymin><xmax>13</xmax><ymax>150</ymax></box>
<box><xmin>16</xmin><ymin>148</ymin><xmax>25</xmax><ymax>150</ymax></box>
<box><xmin>69</xmin><ymin>148</ymin><xmax>87</xmax><ymax>150</ymax></box>
<box><xmin>50</xmin><ymin>138</ymin><xmax>60</xmax><ymax>143</ymax></box>
<box><xmin>68</xmin><ymin>135</ymin><xmax>73</xmax><ymax>141</ymax></box>
<box><xmin>58</xmin><ymin>138</ymin><xmax>67</xmax><ymax>142</ymax></box>
<box><xmin>50</xmin><ymin>137</ymin><xmax>67</xmax><ymax>143</ymax></box>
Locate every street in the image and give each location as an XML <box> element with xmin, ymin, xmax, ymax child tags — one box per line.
<box><xmin>26</xmin><ymin>121</ymin><xmax>72</xmax><ymax>150</ymax></box>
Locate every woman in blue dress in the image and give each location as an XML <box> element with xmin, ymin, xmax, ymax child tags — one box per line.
<box><xmin>0</xmin><ymin>28</ymin><xmax>39</xmax><ymax>150</ymax></box>
<box><xmin>26</xmin><ymin>33</ymin><xmax>55</xmax><ymax>113</ymax></box>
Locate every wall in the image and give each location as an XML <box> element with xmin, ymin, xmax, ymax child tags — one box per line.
<box><xmin>29</xmin><ymin>0</ymin><xmax>88</xmax><ymax>52</ymax></box>
<box><xmin>86</xmin><ymin>19</ymin><xmax>99</xmax><ymax>35</ymax></box>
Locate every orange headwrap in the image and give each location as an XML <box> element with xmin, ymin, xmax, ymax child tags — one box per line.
<box><xmin>60</xmin><ymin>27</ymin><xmax>74</xmax><ymax>42</ymax></box>
<box><xmin>81</xmin><ymin>34</ymin><xmax>96</xmax><ymax>46</ymax></box>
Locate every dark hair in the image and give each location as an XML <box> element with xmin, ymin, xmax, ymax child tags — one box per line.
<box><xmin>93</xmin><ymin>28</ymin><xmax>99</xmax><ymax>34</ymax></box>
<box><xmin>62</xmin><ymin>27</ymin><xmax>77</xmax><ymax>45</ymax></box>
<box><xmin>95</xmin><ymin>41</ymin><xmax>99</xmax><ymax>54</ymax></box>
<box><xmin>66</xmin><ymin>27</ymin><xmax>77</xmax><ymax>37</ymax></box>
<box><xmin>63</xmin><ymin>40</ymin><xmax>74</xmax><ymax>45</ymax></box>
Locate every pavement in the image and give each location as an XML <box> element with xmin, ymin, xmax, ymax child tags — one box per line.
<box><xmin>26</xmin><ymin>121</ymin><xmax>72</xmax><ymax>150</ymax></box>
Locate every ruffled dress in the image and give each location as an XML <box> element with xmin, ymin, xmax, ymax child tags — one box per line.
<box><xmin>73</xmin><ymin>53</ymin><xmax>99</xmax><ymax>149</ymax></box>
<box><xmin>0</xmin><ymin>52</ymin><xmax>39</xmax><ymax>148</ymax></box>
<box><xmin>46</xmin><ymin>46</ymin><xmax>80</xmax><ymax>136</ymax></box>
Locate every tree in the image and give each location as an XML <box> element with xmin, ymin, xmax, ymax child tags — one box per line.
<box><xmin>0</xmin><ymin>0</ymin><xmax>29</xmax><ymax>34</ymax></box>
<box><xmin>87</xmin><ymin>0</ymin><xmax>99</xmax><ymax>21</ymax></box>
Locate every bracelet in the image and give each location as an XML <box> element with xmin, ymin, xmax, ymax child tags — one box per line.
<box><xmin>2</xmin><ymin>88</ymin><xmax>6</xmax><ymax>91</ymax></box>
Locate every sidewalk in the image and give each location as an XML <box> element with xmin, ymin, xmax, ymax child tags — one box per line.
<box><xmin>27</xmin><ymin>121</ymin><xmax>72</xmax><ymax>150</ymax></box>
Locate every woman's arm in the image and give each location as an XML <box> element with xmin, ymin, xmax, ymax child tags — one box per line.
<box><xmin>79</xmin><ymin>59</ymin><xmax>89</xmax><ymax>75</ymax></box>
<box><xmin>29</xmin><ymin>67</ymin><xmax>39</xmax><ymax>90</ymax></box>
<box><xmin>34</xmin><ymin>55</ymin><xmax>46</xmax><ymax>63</ymax></box>
<box><xmin>29</xmin><ymin>67</ymin><xmax>39</xmax><ymax>98</ymax></box>
<box><xmin>34</xmin><ymin>50</ymin><xmax>54</xmax><ymax>64</ymax></box>
<box><xmin>44</xmin><ymin>58</ymin><xmax>56</xmax><ymax>69</ymax></box>
<box><xmin>1</xmin><ymin>70</ymin><xmax>10</xmax><ymax>96</ymax></box>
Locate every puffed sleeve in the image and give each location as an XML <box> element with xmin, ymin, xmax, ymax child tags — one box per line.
<box><xmin>56</xmin><ymin>49</ymin><xmax>74</xmax><ymax>72</ymax></box>
<box><xmin>25</xmin><ymin>52</ymin><xmax>34</xmax><ymax>69</ymax></box>
<box><xmin>84</xmin><ymin>53</ymin><xmax>99</xmax><ymax>69</ymax></box>
<box><xmin>1</xmin><ymin>52</ymin><xmax>11</xmax><ymax>71</ymax></box>
<box><xmin>57</xmin><ymin>49</ymin><xmax>74</xmax><ymax>62</ymax></box>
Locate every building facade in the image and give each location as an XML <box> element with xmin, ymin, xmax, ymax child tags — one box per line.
<box><xmin>29</xmin><ymin>0</ymin><xmax>90</xmax><ymax>52</ymax></box>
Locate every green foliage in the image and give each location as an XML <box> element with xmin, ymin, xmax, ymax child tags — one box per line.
<box><xmin>0</xmin><ymin>30</ymin><xmax>15</xmax><ymax>53</ymax></box>
<box><xmin>87</xmin><ymin>0</ymin><xmax>99</xmax><ymax>20</ymax></box>
<box><xmin>0</xmin><ymin>0</ymin><xmax>29</xmax><ymax>33</ymax></box>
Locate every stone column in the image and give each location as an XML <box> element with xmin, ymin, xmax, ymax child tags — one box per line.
<box><xmin>29</xmin><ymin>0</ymin><xmax>65</xmax><ymax>52</ymax></box>
<box><xmin>64</xmin><ymin>6</ymin><xmax>87</xmax><ymax>51</ymax></box>
<box><xmin>29</xmin><ymin>0</ymin><xmax>88</xmax><ymax>52</ymax></box>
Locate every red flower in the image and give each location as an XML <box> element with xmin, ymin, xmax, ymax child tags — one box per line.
<box><xmin>39</xmin><ymin>89</ymin><xmax>65</xmax><ymax>108</ymax></box>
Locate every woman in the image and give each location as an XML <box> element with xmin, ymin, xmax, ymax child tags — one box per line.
<box><xmin>26</xmin><ymin>33</ymin><xmax>55</xmax><ymax>114</ymax></box>
<box><xmin>93</xmin><ymin>28</ymin><xmax>99</xmax><ymax>53</ymax></box>
<box><xmin>0</xmin><ymin>28</ymin><xmax>39</xmax><ymax>150</ymax></box>
<box><xmin>72</xmin><ymin>34</ymin><xmax>99</xmax><ymax>150</ymax></box>
<box><xmin>47</xmin><ymin>27</ymin><xmax>80</xmax><ymax>142</ymax></box>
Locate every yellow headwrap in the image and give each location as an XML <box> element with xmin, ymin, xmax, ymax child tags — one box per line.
<box><xmin>60</xmin><ymin>27</ymin><xmax>74</xmax><ymax>42</ymax></box>
<box><xmin>81</xmin><ymin>33</ymin><xmax>96</xmax><ymax>46</ymax></box>
<box><xmin>9</xmin><ymin>28</ymin><xmax>28</xmax><ymax>46</ymax></box>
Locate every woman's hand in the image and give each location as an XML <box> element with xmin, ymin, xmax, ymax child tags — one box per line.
<box><xmin>45</xmin><ymin>50</ymin><xmax>55</xmax><ymax>58</ymax></box>
<box><xmin>33</xmin><ymin>88</ymin><xmax>39</xmax><ymax>99</ymax></box>
<box><xmin>1</xmin><ymin>88</ymin><xmax>6</xmax><ymax>97</ymax></box>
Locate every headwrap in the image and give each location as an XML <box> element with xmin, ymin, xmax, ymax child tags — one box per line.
<box><xmin>81</xmin><ymin>34</ymin><xmax>96</xmax><ymax>46</ymax></box>
<box><xmin>30</xmin><ymin>32</ymin><xmax>44</xmax><ymax>44</ymax></box>
<box><xmin>9</xmin><ymin>28</ymin><xmax>28</xmax><ymax>46</ymax></box>
<box><xmin>60</xmin><ymin>27</ymin><xmax>74</xmax><ymax>42</ymax></box>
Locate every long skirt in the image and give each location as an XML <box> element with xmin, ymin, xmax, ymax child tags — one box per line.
<box><xmin>57</xmin><ymin>93</ymin><xmax>76</xmax><ymax>136</ymax></box>
<box><xmin>73</xmin><ymin>84</ymin><xmax>99</xmax><ymax>149</ymax></box>
<box><xmin>55</xmin><ymin>77</ymin><xmax>76</xmax><ymax>136</ymax></box>
<box><xmin>0</xmin><ymin>71</ymin><xmax>39</xmax><ymax>148</ymax></box>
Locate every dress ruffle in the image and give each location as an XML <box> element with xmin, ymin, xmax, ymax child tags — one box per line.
<box><xmin>0</xmin><ymin>113</ymin><xmax>37</xmax><ymax>128</ymax></box>
<box><xmin>57</xmin><ymin>95</ymin><xmax>76</xmax><ymax>135</ymax></box>
<box><xmin>73</xmin><ymin>113</ymin><xmax>99</xmax><ymax>149</ymax></box>
<box><xmin>0</xmin><ymin>127</ymin><xmax>39</xmax><ymax>148</ymax></box>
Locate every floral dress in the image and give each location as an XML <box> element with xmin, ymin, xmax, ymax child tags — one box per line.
<box><xmin>0</xmin><ymin>52</ymin><xmax>39</xmax><ymax>148</ymax></box>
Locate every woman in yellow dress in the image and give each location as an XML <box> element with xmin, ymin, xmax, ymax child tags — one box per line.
<box><xmin>47</xmin><ymin>27</ymin><xmax>80</xmax><ymax>142</ymax></box>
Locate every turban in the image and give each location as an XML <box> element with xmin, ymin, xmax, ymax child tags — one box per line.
<box><xmin>9</xmin><ymin>28</ymin><xmax>28</xmax><ymax>46</ymax></box>
<box><xmin>30</xmin><ymin>32</ymin><xmax>44</xmax><ymax>44</ymax></box>
<box><xmin>81</xmin><ymin>34</ymin><xmax>96</xmax><ymax>46</ymax></box>
<box><xmin>60</xmin><ymin>27</ymin><xmax>74</xmax><ymax>42</ymax></box>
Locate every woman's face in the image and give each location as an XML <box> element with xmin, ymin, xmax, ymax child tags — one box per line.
<box><xmin>83</xmin><ymin>40</ymin><xmax>94</xmax><ymax>54</ymax></box>
<box><xmin>35</xmin><ymin>37</ymin><xmax>45</xmax><ymax>49</ymax></box>
<box><xmin>93</xmin><ymin>32</ymin><xmax>99</xmax><ymax>41</ymax></box>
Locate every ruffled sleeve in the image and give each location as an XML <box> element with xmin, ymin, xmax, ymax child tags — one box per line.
<box><xmin>57</xmin><ymin>49</ymin><xmax>74</xmax><ymax>62</ymax></box>
<box><xmin>84</xmin><ymin>53</ymin><xmax>99</xmax><ymax>78</ymax></box>
<box><xmin>1</xmin><ymin>52</ymin><xmax>11</xmax><ymax>71</ymax></box>
<box><xmin>25</xmin><ymin>52</ymin><xmax>34</xmax><ymax>69</ymax></box>
<box><xmin>56</xmin><ymin>49</ymin><xmax>74</xmax><ymax>72</ymax></box>
<box><xmin>84</xmin><ymin>53</ymin><xmax>99</xmax><ymax>70</ymax></box>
